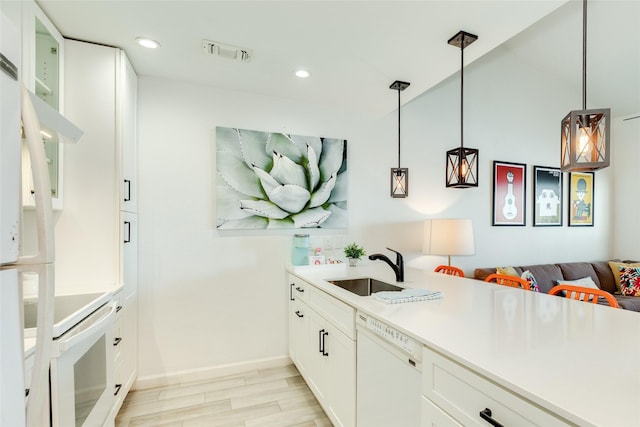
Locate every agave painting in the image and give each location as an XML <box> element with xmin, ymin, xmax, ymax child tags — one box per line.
<box><xmin>216</xmin><ymin>127</ymin><xmax>348</xmax><ymax>229</ymax></box>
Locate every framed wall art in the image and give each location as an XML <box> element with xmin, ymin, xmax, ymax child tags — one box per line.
<box><xmin>492</xmin><ymin>161</ymin><xmax>526</xmax><ymax>226</ymax></box>
<box><xmin>215</xmin><ymin>127</ymin><xmax>348</xmax><ymax>230</ymax></box>
<box><xmin>533</xmin><ymin>166</ymin><xmax>562</xmax><ymax>226</ymax></box>
<box><xmin>568</xmin><ymin>171</ymin><xmax>594</xmax><ymax>227</ymax></box>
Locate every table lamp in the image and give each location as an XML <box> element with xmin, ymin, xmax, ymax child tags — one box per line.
<box><xmin>423</xmin><ymin>219</ymin><xmax>475</xmax><ymax>266</ymax></box>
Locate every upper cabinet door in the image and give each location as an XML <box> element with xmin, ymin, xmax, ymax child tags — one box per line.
<box><xmin>119</xmin><ymin>51</ymin><xmax>137</xmax><ymax>214</ymax></box>
<box><xmin>21</xmin><ymin>1</ymin><xmax>65</xmax><ymax>210</ymax></box>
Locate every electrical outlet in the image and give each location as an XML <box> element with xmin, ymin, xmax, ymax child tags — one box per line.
<box><xmin>323</xmin><ymin>236</ymin><xmax>334</xmax><ymax>250</ymax></box>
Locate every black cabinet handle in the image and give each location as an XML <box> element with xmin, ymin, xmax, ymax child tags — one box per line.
<box><xmin>114</xmin><ymin>384</ymin><xmax>122</xmax><ymax>396</ymax></box>
<box><xmin>124</xmin><ymin>221</ymin><xmax>131</xmax><ymax>243</ymax></box>
<box><xmin>124</xmin><ymin>179</ymin><xmax>131</xmax><ymax>202</ymax></box>
<box><xmin>319</xmin><ymin>329</ymin><xmax>324</xmax><ymax>353</ymax></box>
<box><xmin>25</xmin><ymin>389</ymin><xmax>29</xmax><ymax>397</ymax></box>
<box><xmin>116</xmin><ymin>305</ymin><xmax>123</xmax><ymax>313</ymax></box>
<box><xmin>322</xmin><ymin>330</ymin><xmax>329</xmax><ymax>356</ymax></box>
<box><xmin>295</xmin><ymin>310</ymin><xmax>303</xmax><ymax>318</ymax></box>
<box><xmin>479</xmin><ymin>408</ymin><xmax>504</xmax><ymax>427</ymax></box>
<box><xmin>290</xmin><ymin>283</ymin><xmax>295</xmax><ymax>301</ymax></box>
<box><xmin>113</xmin><ymin>337</ymin><xmax>123</xmax><ymax>346</ymax></box>
<box><xmin>295</xmin><ymin>286</ymin><xmax>304</xmax><ymax>293</ymax></box>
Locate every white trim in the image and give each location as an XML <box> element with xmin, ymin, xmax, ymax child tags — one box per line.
<box><xmin>132</xmin><ymin>355</ymin><xmax>292</xmax><ymax>390</ymax></box>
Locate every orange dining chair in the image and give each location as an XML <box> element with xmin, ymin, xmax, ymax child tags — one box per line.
<box><xmin>434</xmin><ymin>265</ymin><xmax>464</xmax><ymax>277</ymax></box>
<box><xmin>484</xmin><ymin>273</ymin><xmax>531</xmax><ymax>290</ymax></box>
<box><xmin>548</xmin><ymin>284</ymin><xmax>620</xmax><ymax>308</ymax></box>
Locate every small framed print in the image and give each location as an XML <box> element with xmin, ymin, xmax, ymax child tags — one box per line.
<box><xmin>492</xmin><ymin>161</ymin><xmax>526</xmax><ymax>226</ymax></box>
<box><xmin>533</xmin><ymin>166</ymin><xmax>562</xmax><ymax>226</ymax></box>
<box><xmin>568</xmin><ymin>172</ymin><xmax>594</xmax><ymax>226</ymax></box>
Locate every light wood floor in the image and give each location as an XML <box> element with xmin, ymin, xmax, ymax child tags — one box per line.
<box><xmin>115</xmin><ymin>364</ymin><xmax>333</xmax><ymax>427</ymax></box>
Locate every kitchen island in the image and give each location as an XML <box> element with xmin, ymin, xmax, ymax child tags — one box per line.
<box><xmin>288</xmin><ymin>263</ymin><xmax>640</xmax><ymax>427</ymax></box>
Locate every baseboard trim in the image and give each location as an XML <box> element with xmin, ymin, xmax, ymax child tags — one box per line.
<box><xmin>133</xmin><ymin>355</ymin><xmax>293</xmax><ymax>390</ymax></box>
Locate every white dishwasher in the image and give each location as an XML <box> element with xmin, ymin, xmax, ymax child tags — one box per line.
<box><xmin>356</xmin><ymin>311</ymin><xmax>422</xmax><ymax>427</ymax></box>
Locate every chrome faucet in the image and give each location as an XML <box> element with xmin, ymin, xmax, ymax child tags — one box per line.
<box><xmin>368</xmin><ymin>248</ymin><xmax>404</xmax><ymax>282</ymax></box>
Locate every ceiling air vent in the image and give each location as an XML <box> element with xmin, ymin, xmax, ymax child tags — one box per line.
<box><xmin>202</xmin><ymin>39</ymin><xmax>252</xmax><ymax>63</ymax></box>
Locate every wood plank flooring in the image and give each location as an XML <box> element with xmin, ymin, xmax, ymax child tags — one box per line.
<box><xmin>115</xmin><ymin>364</ymin><xmax>333</xmax><ymax>427</ymax></box>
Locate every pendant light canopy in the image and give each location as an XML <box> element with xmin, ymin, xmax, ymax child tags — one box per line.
<box><xmin>561</xmin><ymin>0</ymin><xmax>610</xmax><ymax>172</ymax></box>
<box><xmin>390</xmin><ymin>80</ymin><xmax>410</xmax><ymax>198</ymax></box>
<box><xmin>446</xmin><ymin>31</ymin><xmax>479</xmax><ymax>188</ymax></box>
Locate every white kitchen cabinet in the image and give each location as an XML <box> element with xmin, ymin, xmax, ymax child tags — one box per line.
<box><xmin>288</xmin><ymin>298</ymin><xmax>309</xmax><ymax>376</ymax></box>
<box><xmin>121</xmin><ymin>211</ymin><xmax>138</xmax><ymax>300</ymax></box>
<box><xmin>306</xmin><ymin>306</ymin><xmax>356</xmax><ymax>427</ymax></box>
<box><xmin>421</xmin><ymin>396</ymin><xmax>462</xmax><ymax>427</ymax></box>
<box><xmin>118</xmin><ymin>52</ymin><xmax>137</xmax><ymax>214</ymax></box>
<box><xmin>288</xmin><ymin>276</ymin><xmax>309</xmax><ymax>376</ymax></box>
<box><xmin>110</xmin><ymin>290</ymin><xmax>137</xmax><ymax>420</ymax></box>
<box><xmin>64</xmin><ymin>39</ymin><xmax>138</xmax><ymax>419</ymax></box>
<box><xmin>422</xmin><ymin>346</ymin><xmax>569</xmax><ymax>426</ymax></box>
<box><xmin>21</xmin><ymin>0</ymin><xmax>65</xmax><ymax>209</ymax></box>
<box><xmin>287</xmin><ymin>275</ymin><xmax>356</xmax><ymax>427</ymax></box>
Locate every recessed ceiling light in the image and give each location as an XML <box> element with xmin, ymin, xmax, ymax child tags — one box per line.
<box><xmin>295</xmin><ymin>69</ymin><xmax>310</xmax><ymax>78</ymax></box>
<box><xmin>136</xmin><ymin>37</ymin><xmax>160</xmax><ymax>49</ymax></box>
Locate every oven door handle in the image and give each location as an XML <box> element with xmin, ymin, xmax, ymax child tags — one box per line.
<box><xmin>57</xmin><ymin>303</ymin><xmax>117</xmax><ymax>352</ymax></box>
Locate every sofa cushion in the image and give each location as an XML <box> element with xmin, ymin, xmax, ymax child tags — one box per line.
<box><xmin>616</xmin><ymin>296</ymin><xmax>640</xmax><ymax>312</ymax></box>
<box><xmin>619</xmin><ymin>267</ymin><xmax>640</xmax><ymax>297</ymax></box>
<box><xmin>557</xmin><ymin>263</ymin><xmax>601</xmax><ymax>288</ymax></box>
<box><xmin>609</xmin><ymin>261</ymin><xmax>640</xmax><ymax>293</ymax></box>
<box><xmin>591</xmin><ymin>261</ymin><xmax>618</xmax><ymax>294</ymax></box>
<box><xmin>556</xmin><ymin>276</ymin><xmax>599</xmax><ymax>289</ymax></box>
<box><xmin>497</xmin><ymin>266</ymin><xmax>519</xmax><ymax>276</ymax></box>
<box><xmin>520</xmin><ymin>270</ymin><xmax>540</xmax><ymax>292</ymax></box>
<box><xmin>517</xmin><ymin>264</ymin><xmax>563</xmax><ymax>294</ymax></box>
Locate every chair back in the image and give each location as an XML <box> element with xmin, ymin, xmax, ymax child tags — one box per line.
<box><xmin>484</xmin><ymin>273</ymin><xmax>531</xmax><ymax>290</ymax></box>
<box><xmin>548</xmin><ymin>284</ymin><xmax>620</xmax><ymax>308</ymax></box>
<box><xmin>434</xmin><ymin>265</ymin><xmax>464</xmax><ymax>277</ymax></box>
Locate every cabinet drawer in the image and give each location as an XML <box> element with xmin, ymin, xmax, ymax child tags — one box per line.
<box><xmin>422</xmin><ymin>396</ymin><xmax>462</xmax><ymax>427</ymax></box>
<box><xmin>289</xmin><ymin>275</ymin><xmax>309</xmax><ymax>302</ymax></box>
<box><xmin>422</xmin><ymin>347</ymin><xmax>569</xmax><ymax>427</ymax></box>
<box><xmin>308</xmin><ymin>286</ymin><xmax>355</xmax><ymax>339</ymax></box>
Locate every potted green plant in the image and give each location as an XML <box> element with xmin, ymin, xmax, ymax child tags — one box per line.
<box><xmin>344</xmin><ymin>242</ymin><xmax>366</xmax><ymax>267</ymax></box>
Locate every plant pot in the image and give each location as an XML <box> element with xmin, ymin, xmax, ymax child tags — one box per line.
<box><xmin>348</xmin><ymin>258</ymin><xmax>359</xmax><ymax>267</ymax></box>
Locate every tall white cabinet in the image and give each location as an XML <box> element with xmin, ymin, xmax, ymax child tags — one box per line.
<box><xmin>63</xmin><ymin>39</ymin><xmax>138</xmax><ymax>420</ymax></box>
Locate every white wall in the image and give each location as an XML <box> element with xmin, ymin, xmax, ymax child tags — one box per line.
<box><xmin>136</xmin><ymin>20</ymin><xmax>613</xmax><ymax>379</ymax></box>
<box><xmin>612</xmin><ymin>114</ymin><xmax>640</xmax><ymax>260</ymax></box>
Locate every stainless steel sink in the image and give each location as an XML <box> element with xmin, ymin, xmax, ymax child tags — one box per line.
<box><xmin>327</xmin><ymin>277</ymin><xmax>403</xmax><ymax>296</ymax></box>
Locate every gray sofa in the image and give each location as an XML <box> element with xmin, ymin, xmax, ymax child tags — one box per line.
<box><xmin>473</xmin><ymin>260</ymin><xmax>640</xmax><ymax>311</ymax></box>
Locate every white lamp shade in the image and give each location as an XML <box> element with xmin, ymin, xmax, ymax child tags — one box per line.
<box><xmin>423</xmin><ymin>219</ymin><xmax>475</xmax><ymax>256</ymax></box>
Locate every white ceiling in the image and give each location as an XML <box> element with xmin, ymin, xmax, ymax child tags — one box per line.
<box><xmin>36</xmin><ymin>0</ymin><xmax>574</xmax><ymax>116</ymax></box>
<box><xmin>36</xmin><ymin>1</ymin><xmax>639</xmax><ymax>118</ymax></box>
<box><xmin>503</xmin><ymin>0</ymin><xmax>640</xmax><ymax>119</ymax></box>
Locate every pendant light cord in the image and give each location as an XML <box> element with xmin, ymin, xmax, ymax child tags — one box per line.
<box><xmin>582</xmin><ymin>0</ymin><xmax>587</xmax><ymax>110</ymax></box>
<box><xmin>397</xmin><ymin>87</ymin><xmax>401</xmax><ymax>169</ymax></box>
<box><xmin>460</xmin><ymin>33</ymin><xmax>465</xmax><ymax>149</ymax></box>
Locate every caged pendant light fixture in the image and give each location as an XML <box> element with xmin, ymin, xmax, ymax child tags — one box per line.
<box><xmin>390</xmin><ymin>80</ymin><xmax>410</xmax><ymax>198</ymax></box>
<box><xmin>560</xmin><ymin>0</ymin><xmax>610</xmax><ymax>172</ymax></box>
<box><xmin>446</xmin><ymin>31</ymin><xmax>479</xmax><ymax>188</ymax></box>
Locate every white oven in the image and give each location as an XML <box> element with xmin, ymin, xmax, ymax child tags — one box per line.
<box><xmin>49</xmin><ymin>300</ymin><xmax>117</xmax><ymax>427</ymax></box>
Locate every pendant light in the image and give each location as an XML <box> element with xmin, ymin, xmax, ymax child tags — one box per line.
<box><xmin>390</xmin><ymin>80</ymin><xmax>410</xmax><ymax>198</ymax></box>
<box><xmin>446</xmin><ymin>31</ymin><xmax>479</xmax><ymax>188</ymax></box>
<box><xmin>561</xmin><ymin>0</ymin><xmax>610</xmax><ymax>172</ymax></box>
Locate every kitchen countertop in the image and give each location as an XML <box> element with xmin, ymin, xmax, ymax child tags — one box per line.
<box><xmin>289</xmin><ymin>262</ymin><xmax>640</xmax><ymax>427</ymax></box>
